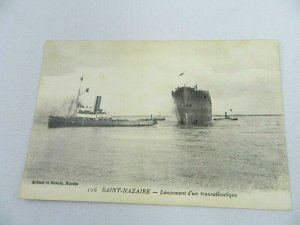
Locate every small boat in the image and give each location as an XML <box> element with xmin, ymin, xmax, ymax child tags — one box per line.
<box><xmin>214</xmin><ymin>111</ymin><xmax>238</xmax><ymax>121</ymax></box>
<box><xmin>227</xmin><ymin>109</ymin><xmax>238</xmax><ymax>120</ymax></box>
<box><xmin>138</xmin><ymin>115</ymin><xmax>165</xmax><ymax>122</ymax></box>
<box><xmin>154</xmin><ymin>117</ymin><xmax>165</xmax><ymax>121</ymax></box>
<box><xmin>213</xmin><ymin>118</ymin><xmax>226</xmax><ymax>121</ymax></box>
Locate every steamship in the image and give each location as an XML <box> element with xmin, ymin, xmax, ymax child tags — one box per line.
<box><xmin>48</xmin><ymin>77</ymin><xmax>157</xmax><ymax>128</ymax></box>
<box><xmin>172</xmin><ymin>85</ymin><xmax>212</xmax><ymax>125</ymax></box>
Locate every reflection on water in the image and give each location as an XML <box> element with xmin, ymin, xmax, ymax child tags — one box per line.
<box><xmin>24</xmin><ymin>116</ymin><xmax>290</xmax><ymax>191</ymax></box>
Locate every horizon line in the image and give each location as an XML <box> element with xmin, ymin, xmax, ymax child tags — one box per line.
<box><xmin>111</xmin><ymin>114</ymin><xmax>283</xmax><ymax>117</ymax></box>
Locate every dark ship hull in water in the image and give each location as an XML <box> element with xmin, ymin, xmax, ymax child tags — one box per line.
<box><xmin>172</xmin><ymin>85</ymin><xmax>212</xmax><ymax>125</ymax></box>
<box><xmin>48</xmin><ymin>78</ymin><xmax>157</xmax><ymax>128</ymax></box>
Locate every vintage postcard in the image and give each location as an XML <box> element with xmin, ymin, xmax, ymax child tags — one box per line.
<box><xmin>20</xmin><ymin>40</ymin><xmax>291</xmax><ymax>209</ymax></box>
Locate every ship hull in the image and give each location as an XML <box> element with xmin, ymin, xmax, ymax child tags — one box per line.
<box><xmin>48</xmin><ymin>116</ymin><xmax>157</xmax><ymax>128</ymax></box>
<box><xmin>172</xmin><ymin>87</ymin><xmax>212</xmax><ymax>125</ymax></box>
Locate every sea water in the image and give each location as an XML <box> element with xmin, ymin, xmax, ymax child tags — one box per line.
<box><xmin>23</xmin><ymin>116</ymin><xmax>290</xmax><ymax>192</ymax></box>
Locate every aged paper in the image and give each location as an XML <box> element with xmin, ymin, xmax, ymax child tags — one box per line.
<box><xmin>20</xmin><ymin>40</ymin><xmax>291</xmax><ymax>209</ymax></box>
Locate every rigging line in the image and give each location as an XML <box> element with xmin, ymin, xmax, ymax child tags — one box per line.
<box><xmin>67</xmin><ymin>98</ymin><xmax>75</xmax><ymax>117</ymax></box>
<box><xmin>50</xmin><ymin>98</ymin><xmax>72</xmax><ymax>115</ymax></box>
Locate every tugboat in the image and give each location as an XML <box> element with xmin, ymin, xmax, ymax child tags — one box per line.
<box><xmin>213</xmin><ymin>111</ymin><xmax>238</xmax><ymax>121</ymax></box>
<box><xmin>48</xmin><ymin>77</ymin><xmax>157</xmax><ymax>128</ymax></box>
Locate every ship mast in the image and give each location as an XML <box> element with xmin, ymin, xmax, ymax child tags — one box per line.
<box><xmin>73</xmin><ymin>77</ymin><xmax>83</xmax><ymax>116</ymax></box>
<box><xmin>66</xmin><ymin>77</ymin><xmax>89</xmax><ymax>117</ymax></box>
<box><xmin>67</xmin><ymin>98</ymin><xmax>74</xmax><ymax>117</ymax></box>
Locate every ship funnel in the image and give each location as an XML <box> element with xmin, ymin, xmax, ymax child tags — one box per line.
<box><xmin>94</xmin><ymin>96</ymin><xmax>102</xmax><ymax>114</ymax></box>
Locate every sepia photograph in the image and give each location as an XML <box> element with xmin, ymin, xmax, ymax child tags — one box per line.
<box><xmin>20</xmin><ymin>40</ymin><xmax>291</xmax><ymax>209</ymax></box>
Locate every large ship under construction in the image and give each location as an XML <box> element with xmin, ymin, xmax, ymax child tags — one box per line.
<box><xmin>172</xmin><ymin>85</ymin><xmax>212</xmax><ymax>125</ymax></box>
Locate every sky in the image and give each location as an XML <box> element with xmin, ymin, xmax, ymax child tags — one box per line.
<box><xmin>35</xmin><ymin>40</ymin><xmax>284</xmax><ymax>117</ymax></box>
